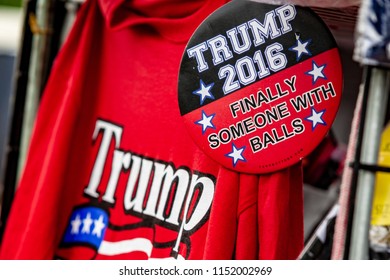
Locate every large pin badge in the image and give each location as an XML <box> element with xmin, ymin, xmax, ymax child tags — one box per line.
<box><xmin>178</xmin><ymin>0</ymin><xmax>343</xmax><ymax>174</ymax></box>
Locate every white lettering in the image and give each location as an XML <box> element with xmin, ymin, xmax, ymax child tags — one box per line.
<box><xmin>84</xmin><ymin>120</ymin><xmax>123</xmax><ymax>198</ymax></box>
<box><xmin>207</xmin><ymin>35</ymin><xmax>233</xmax><ymax>65</ymax></box>
<box><xmin>248</xmin><ymin>10</ymin><xmax>281</xmax><ymax>46</ymax></box>
<box><xmin>187</xmin><ymin>42</ymin><xmax>209</xmax><ymax>72</ymax></box>
<box><xmin>85</xmin><ymin>120</ymin><xmax>216</xmax><ymax>233</ymax></box>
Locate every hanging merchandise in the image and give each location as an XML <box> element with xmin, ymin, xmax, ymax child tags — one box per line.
<box><xmin>348</xmin><ymin>0</ymin><xmax>390</xmax><ymax>260</ymax></box>
<box><xmin>331</xmin><ymin>86</ymin><xmax>364</xmax><ymax>260</ymax></box>
<box><xmin>354</xmin><ymin>0</ymin><xmax>390</xmax><ymax>67</ymax></box>
<box><xmin>0</xmin><ymin>0</ymin><xmax>84</xmax><ymax>241</ymax></box>
<box><xmin>303</xmin><ymin>131</ymin><xmax>346</xmax><ymax>190</ymax></box>
<box><xmin>371</xmin><ymin>123</ymin><xmax>390</xmax><ymax>226</ymax></box>
<box><xmin>298</xmin><ymin>204</ymin><xmax>339</xmax><ymax>260</ymax></box>
<box><xmin>370</xmin><ymin>122</ymin><xmax>390</xmax><ymax>259</ymax></box>
<box><xmin>0</xmin><ymin>0</ymin><xmax>341</xmax><ymax>260</ymax></box>
<box><xmin>178</xmin><ymin>0</ymin><xmax>343</xmax><ymax>174</ymax></box>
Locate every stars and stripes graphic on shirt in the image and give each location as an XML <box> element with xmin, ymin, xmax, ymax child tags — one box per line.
<box><xmin>62</xmin><ymin>206</ymin><xmax>108</xmax><ymax>249</ymax></box>
<box><xmin>58</xmin><ymin>206</ymin><xmax>188</xmax><ymax>260</ymax></box>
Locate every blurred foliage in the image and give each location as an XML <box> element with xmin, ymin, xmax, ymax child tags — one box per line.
<box><xmin>0</xmin><ymin>0</ymin><xmax>22</xmax><ymax>7</ymax></box>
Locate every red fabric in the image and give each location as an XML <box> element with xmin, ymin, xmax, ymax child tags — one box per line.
<box><xmin>258</xmin><ymin>163</ymin><xmax>304</xmax><ymax>259</ymax></box>
<box><xmin>0</xmin><ymin>0</ymin><xmax>303</xmax><ymax>260</ymax></box>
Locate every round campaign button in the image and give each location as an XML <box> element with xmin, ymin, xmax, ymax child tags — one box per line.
<box><xmin>178</xmin><ymin>0</ymin><xmax>343</xmax><ymax>174</ymax></box>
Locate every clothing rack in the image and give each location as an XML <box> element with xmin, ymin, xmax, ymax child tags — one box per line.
<box><xmin>348</xmin><ymin>67</ymin><xmax>390</xmax><ymax>259</ymax></box>
<box><xmin>0</xmin><ymin>0</ymin><xmax>81</xmax><ymax>241</ymax></box>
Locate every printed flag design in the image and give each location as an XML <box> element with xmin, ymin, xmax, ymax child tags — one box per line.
<box><xmin>62</xmin><ymin>206</ymin><xmax>108</xmax><ymax>249</ymax></box>
<box><xmin>58</xmin><ymin>206</ymin><xmax>189</xmax><ymax>260</ymax></box>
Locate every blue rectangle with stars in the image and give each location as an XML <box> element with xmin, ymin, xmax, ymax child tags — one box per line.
<box><xmin>63</xmin><ymin>206</ymin><xmax>108</xmax><ymax>249</ymax></box>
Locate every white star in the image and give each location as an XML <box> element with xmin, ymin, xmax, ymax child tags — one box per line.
<box><xmin>195</xmin><ymin>111</ymin><xmax>216</xmax><ymax>134</ymax></box>
<box><xmin>92</xmin><ymin>215</ymin><xmax>106</xmax><ymax>238</ymax></box>
<box><xmin>305</xmin><ymin>107</ymin><xmax>327</xmax><ymax>130</ymax></box>
<box><xmin>289</xmin><ymin>38</ymin><xmax>311</xmax><ymax>61</ymax></box>
<box><xmin>226</xmin><ymin>143</ymin><xmax>246</xmax><ymax>167</ymax></box>
<box><xmin>193</xmin><ymin>80</ymin><xmax>215</xmax><ymax>105</ymax></box>
<box><xmin>306</xmin><ymin>61</ymin><xmax>327</xmax><ymax>84</ymax></box>
<box><xmin>70</xmin><ymin>214</ymin><xmax>82</xmax><ymax>235</ymax></box>
<box><xmin>81</xmin><ymin>212</ymin><xmax>93</xmax><ymax>234</ymax></box>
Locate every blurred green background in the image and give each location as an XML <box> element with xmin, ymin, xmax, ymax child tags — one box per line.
<box><xmin>0</xmin><ymin>0</ymin><xmax>22</xmax><ymax>7</ymax></box>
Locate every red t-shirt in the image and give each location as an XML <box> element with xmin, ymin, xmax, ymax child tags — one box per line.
<box><xmin>0</xmin><ymin>0</ymin><xmax>303</xmax><ymax>260</ymax></box>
